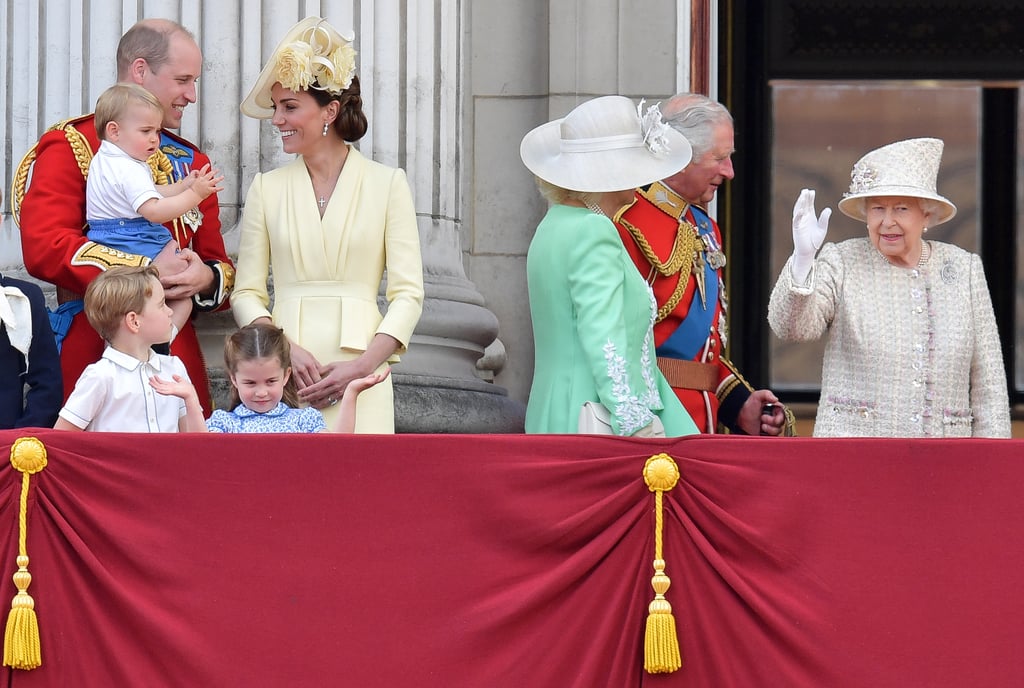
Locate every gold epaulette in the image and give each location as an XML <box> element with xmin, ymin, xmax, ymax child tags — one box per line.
<box><xmin>10</xmin><ymin>117</ymin><xmax>94</xmax><ymax>229</ymax></box>
<box><xmin>639</xmin><ymin>181</ymin><xmax>690</xmax><ymax>222</ymax></box>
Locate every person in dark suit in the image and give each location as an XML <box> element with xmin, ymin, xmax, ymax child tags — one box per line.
<box><xmin>0</xmin><ymin>273</ymin><xmax>62</xmax><ymax>428</ymax></box>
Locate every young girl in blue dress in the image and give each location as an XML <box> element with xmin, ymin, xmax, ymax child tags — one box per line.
<box><xmin>206</xmin><ymin>322</ymin><xmax>387</xmax><ymax>433</ymax></box>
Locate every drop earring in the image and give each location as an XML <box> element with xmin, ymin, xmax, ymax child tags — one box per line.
<box><xmin>322</xmin><ymin>122</ymin><xmax>330</xmax><ymax>137</ymax></box>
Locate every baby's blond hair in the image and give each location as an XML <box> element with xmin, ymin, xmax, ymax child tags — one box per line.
<box><xmin>94</xmin><ymin>82</ymin><xmax>163</xmax><ymax>142</ymax></box>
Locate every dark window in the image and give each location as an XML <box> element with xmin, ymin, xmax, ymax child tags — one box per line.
<box><xmin>722</xmin><ymin>0</ymin><xmax>1022</xmax><ymax>414</ymax></box>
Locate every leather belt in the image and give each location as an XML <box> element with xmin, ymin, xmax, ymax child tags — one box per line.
<box><xmin>657</xmin><ymin>356</ymin><xmax>718</xmax><ymax>392</ymax></box>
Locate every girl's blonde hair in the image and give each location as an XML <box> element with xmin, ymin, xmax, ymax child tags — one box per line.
<box><xmin>224</xmin><ymin>323</ymin><xmax>300</xmax><ymax>408</ymax></box>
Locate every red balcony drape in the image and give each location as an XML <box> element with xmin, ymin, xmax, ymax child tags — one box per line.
<box><xmin>1</xmin><ymin>430</ymin><xmax>1022</xmax><ymax>687</ymax></box>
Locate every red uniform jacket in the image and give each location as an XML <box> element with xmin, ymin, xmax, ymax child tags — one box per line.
<box><xmin>18</xmin><ymin>114</ymin><xmax>235</xmax><ymax>417</ymax></box>
<box><xmin>616</xmin><ymin>182</ymin><xmax>752</xmax><ymax>433</ymax></box>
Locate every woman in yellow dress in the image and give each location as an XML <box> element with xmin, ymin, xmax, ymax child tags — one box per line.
<box><xmin>233</xmin><ymin>17</ymin><xmax>424</xmax><ymax>432</ymax></box>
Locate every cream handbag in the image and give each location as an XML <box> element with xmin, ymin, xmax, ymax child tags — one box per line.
<box><xmin>578</xmin><ymin>401</ymin><xmax>665</xmax><ymax>437</ymax></box>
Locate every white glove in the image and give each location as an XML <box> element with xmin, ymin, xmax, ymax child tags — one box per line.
<box><xmin>790</xmin><ymin>189</ymin><xmax>831</xmax><ymax>285</ymax></box>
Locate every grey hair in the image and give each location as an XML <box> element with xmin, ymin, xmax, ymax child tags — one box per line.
<box><xmin>660</xmin><ymin>93</ymin><xmax>733</xmax><ymax>160</ymax></box>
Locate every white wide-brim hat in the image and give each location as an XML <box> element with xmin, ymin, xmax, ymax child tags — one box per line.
<box><xmin>837</xmin><ymin>137</ymin><xmax>957</xmax><ymax>225</ymax></box>
<box><xmin>519</xmin><ymin>95</ymin><xmax>693</xmax><ymax>193</ymax></box>
<box><xmin>241</xmin><ymin>16</ymin><xmax>356</xmax><ymax>119</ymax></box>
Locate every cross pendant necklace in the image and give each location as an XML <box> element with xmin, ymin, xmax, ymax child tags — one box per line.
<box><xmin>318</xmin><ymin>196</ymin><xmax>327</xmax><ymax>209</ymax></box>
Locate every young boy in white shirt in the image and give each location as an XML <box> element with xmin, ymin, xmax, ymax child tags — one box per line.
<box><xmin>85</xmin><ymin>83</ymin><xmax>223</xmax><ymax>333</ymax></box>
<box><xmin>54</xmin><ymin>265</ymin><xmax>206</xmax><ymax>432</ymax></box>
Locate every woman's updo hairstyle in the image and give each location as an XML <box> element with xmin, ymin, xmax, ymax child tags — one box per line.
<box><xmin>312</xmin><ymin>75</ymin><xmax>368</xmax><ymax>142</ymax></box>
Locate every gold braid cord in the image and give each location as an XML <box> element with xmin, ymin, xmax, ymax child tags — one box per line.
<box><xmin>619</xmin><ymin>215</ymin><xmax>695</xmax><ymax>277</ymax></box>
<box><xmin>148</xmin><ymin>150</ymin><xmax>174</xmax><ymax>186</ymax></box>
<box><xmin>642</xmin><ymin>454</ymin><xmax>682</xmax><ymax>674</ymax></box>
<box><xmin>10</xmin><ymin>119</ymin><xmax>93</xmax><ymax>229</ymax></box>
<box><xmin>3</xmin><ymin>437</ymin><xmax>48</xmax><ymax>670</ymax></box>
<box><xmin>621</xmin><ymin>183</ymin><xmax>707</xmax><ymax>324</ymax></box>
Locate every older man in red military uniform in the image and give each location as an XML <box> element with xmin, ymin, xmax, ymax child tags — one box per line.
<box><xmin>16</xmin><ymin>19</ymin><xmax>234</xmax><ymax>417</ymax></box>
<box><xmin>616</xmin><ymin>93</ymin><xmax>790</xmax><ymax>435</ymax></box>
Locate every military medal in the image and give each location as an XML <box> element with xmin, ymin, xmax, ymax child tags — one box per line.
<box><xmin>181</xmin><ymin>207</ymin><xmax>204</xmax><ymax>232</ymax></box>
<box><xmin>701</xmin><ymin>231</ymin><xmax>727</xmax><ymax>270</ymax></box>
<box><xmin>690</xmin><ymin>232</ymin><xmax>707</xmax><ymax>308</ymax></box>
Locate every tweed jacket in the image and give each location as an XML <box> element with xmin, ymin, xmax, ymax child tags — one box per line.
<box><xmin>769</xmin><ymin>238</ymin><xmax>1010</xmax><ymax>437</ymax></box>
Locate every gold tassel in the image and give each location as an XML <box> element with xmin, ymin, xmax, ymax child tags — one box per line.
<box><xmin>3</xmin><ymin>437</ymin><xmax>47</xmax><ymax>670</ymax></box>
<box><xmin>643</xmin><ymin>453</ymin><xmax>681</xmax><ymax>674</ymax></box>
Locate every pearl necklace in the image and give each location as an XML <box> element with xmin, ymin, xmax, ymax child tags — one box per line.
<box><xmin>918</xmin><ymin>240</ymin><xmax>930</xmax><ymax>267</ymax></box>
<box><xmin>884</xmin><ymin>240</ymin><xmax>931</xmax><ymax>268</ymax></box>
<box><xmin>584</xmin><ymin>201</ymin><xmax>607</xmax><ymax>217</ymax></box>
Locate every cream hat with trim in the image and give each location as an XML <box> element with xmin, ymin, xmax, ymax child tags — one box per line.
<box><xmin>519</xmin><ymin>96</ymin><xmax>693</xmax><ymax>193</ymax></box>
<box><xmin>837</xmin><ymin>137</ymin><xmax>957</xmax><ymax>225</ymax></box>
<box><xmin>241</xmin><ymin>17</ymin><xmax>356</xmax><ymax>119</ymax></box>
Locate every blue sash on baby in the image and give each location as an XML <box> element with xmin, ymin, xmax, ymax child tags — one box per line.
<box><xmin>87</xmin><ymin>217</ymin><xmax>173</xmax><ymax>260</ymax></box>
<box><xmin>656</xmin><ymin>205</ymin><xmax>720</xmax><ymax>361</ymax></box>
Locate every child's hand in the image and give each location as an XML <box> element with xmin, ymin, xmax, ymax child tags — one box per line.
<box><xmin>190</xmin><ymin>163</ymin><xmax>225</xmax><ymax>200</ymax></box>
<box><xmin>334</xmin><ymin>368</ymin><xmax>391</xmax><ymax>433</ymax></box>
<box><xmin>344</xmin><ymin>367</ymin><xmax>391</xmax><ymax>396</ymax></box>
<box><xmin>149</xmin><ymin>374</ymin><xmax>198</xmax><ymax>401</ymax></box>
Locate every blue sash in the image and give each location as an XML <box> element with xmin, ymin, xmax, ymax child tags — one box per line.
<box><xmin>656</xmin><ymin>206</ymin><xmax>720</xmax><ymax>361</ymax></box>
<box><xmin>48</xmin><ymin>300</ymin><xmax>84</xmax><ymax>353</ymax></box>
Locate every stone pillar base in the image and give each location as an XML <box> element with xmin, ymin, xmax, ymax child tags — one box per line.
<box><xmin>394</xmin><ymin>374</ymin><xmax>525</xmax><ymax>433</ymax></box>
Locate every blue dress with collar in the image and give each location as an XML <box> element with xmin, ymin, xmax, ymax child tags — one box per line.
<box><xmin>206</xmin><ymin>402</ymin><xmax>327</xmax><ymax>433</ymax></box>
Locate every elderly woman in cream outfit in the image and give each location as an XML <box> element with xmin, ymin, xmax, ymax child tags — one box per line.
<box><xmin>232</xmin><ymin>17</ymin><xmax>423</xmax><ymax>432</ymax></box>
<box><xmin>769</xmin><ymin>138</ymin><xmax>1009</xmax><ymax>437</ymax></box>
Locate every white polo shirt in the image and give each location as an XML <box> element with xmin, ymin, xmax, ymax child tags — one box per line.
<box><xmin>59</xmin><ymin>346</ymin><xmax>189</xmax><ymax>432</ymax></box>
<box><xmin>86</xmin><ymin>140</ymin><xmax>162</xmax><ymax>221</ymax></box>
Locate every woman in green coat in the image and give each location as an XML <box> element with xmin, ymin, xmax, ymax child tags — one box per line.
<box><xmin>520</xmin><ymin>95</ymin><xmax>699</xmax><ymax>437</ymax></box>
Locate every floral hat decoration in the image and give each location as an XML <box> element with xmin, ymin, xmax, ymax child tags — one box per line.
<box><xmin>241</xmin><ymin>17</ymin><xmax>357</xmax><ymax>119</ymax></box>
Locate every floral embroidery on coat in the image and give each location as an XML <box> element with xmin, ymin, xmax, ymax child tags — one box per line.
<box><xmin>602</xmin><ymin>286</ymin><xmax>662</xmax><ymax>435</ymax></box>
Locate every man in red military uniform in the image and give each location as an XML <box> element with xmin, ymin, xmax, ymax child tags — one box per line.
<box><xmin>16</xmin><ymin>19</ymin><xmax>234</xmax><ymax>417</ymax></box>
<box><xmin>616</xmin><ymin>93</ymin><xmax>790</xmax><ymax>435</ymax></box>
